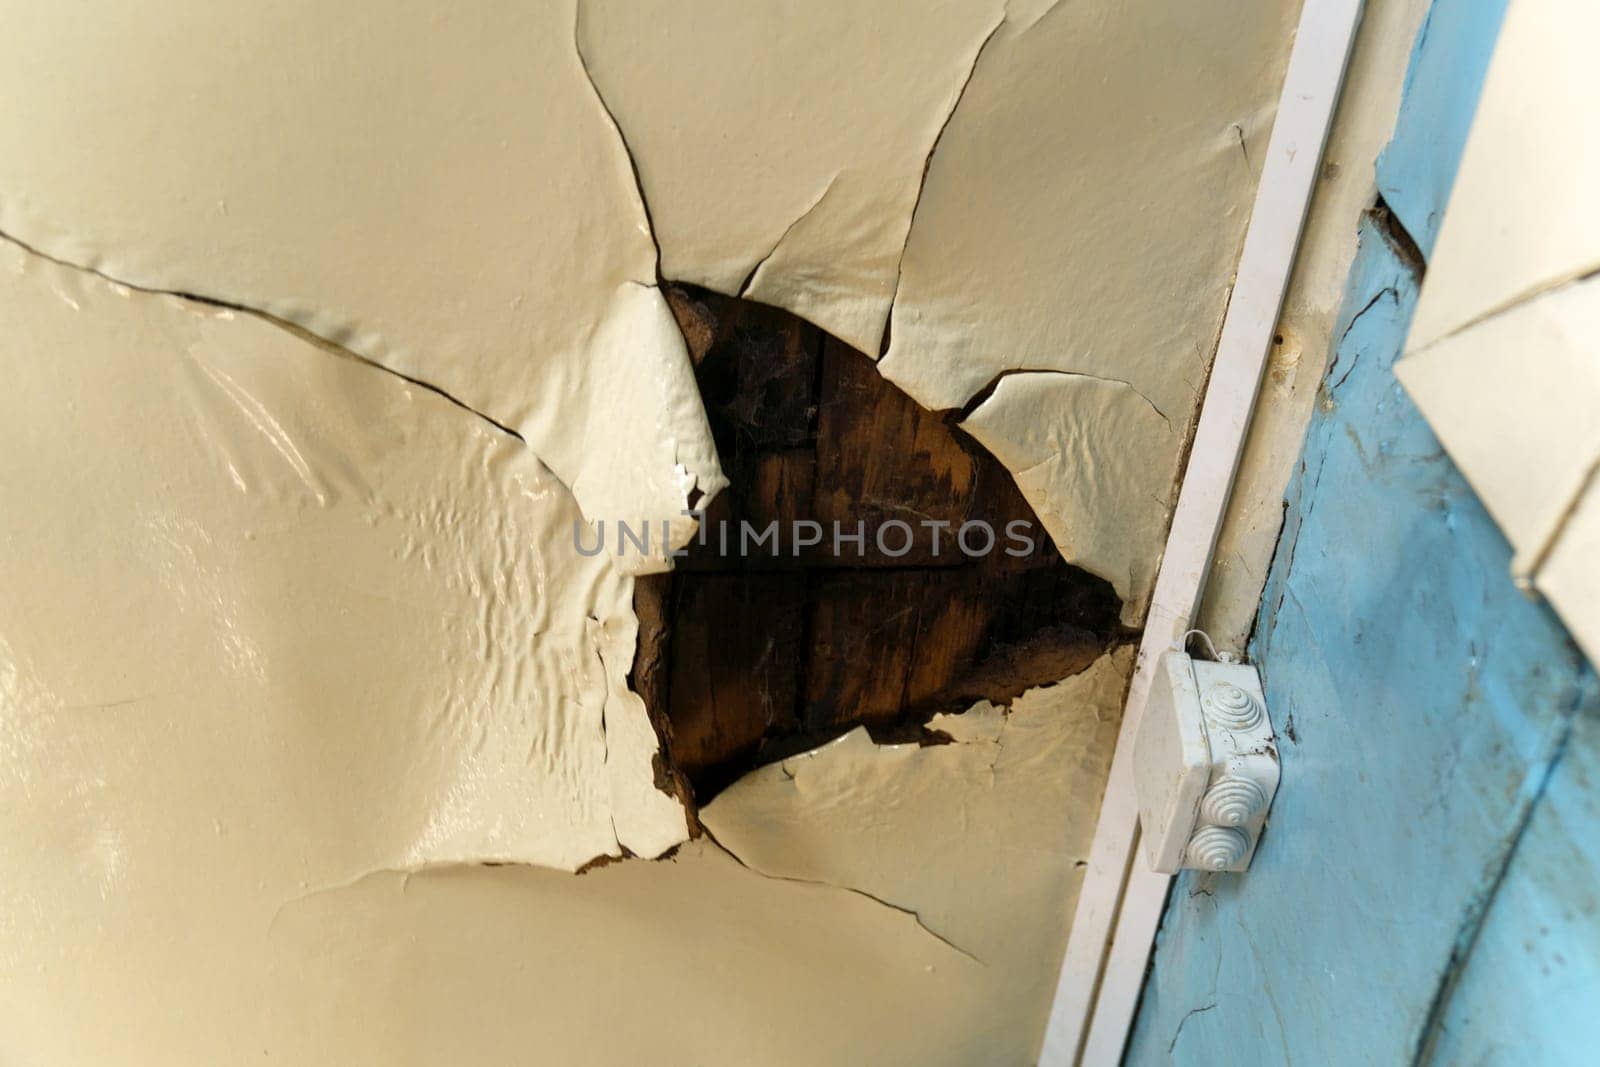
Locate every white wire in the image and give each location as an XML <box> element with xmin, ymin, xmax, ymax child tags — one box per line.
<box><xmin>1174</xmin><ymin>627</ymin><xmax>1240</xmax><ymax>663</ymax></box>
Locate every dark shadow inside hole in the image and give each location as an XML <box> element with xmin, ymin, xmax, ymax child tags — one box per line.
<box><xmin>632</xmin><ymin>284</ymin><xmax>1124</xmax><ymax>805</ymax></box>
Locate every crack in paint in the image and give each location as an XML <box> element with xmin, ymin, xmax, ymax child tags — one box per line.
<box><xmin>267</xmin><ymin>865</ymin><xmax>431</xmax><ymax>938</ymax></box>
<box><xmin>698</xmin><ymin>827</ymin><xmax>989</xmax><ymax>966</ymax></box>
<box><xmin>956</xmin><ymin>366</ymin><xmax>1174</xmax><ymax>430</ymax></box>
<box><xmin>1327</xmin><ymin>285</ymin><xmax>1399</xmax><ymax>395</ymax></box>
<box><xmin>737</xmin><ymin>174</ymin><xmax>841</xmax><ymax>298</ymax></box>
<box><xmin>0</xmin><ymin>226</ymin><xmax>526</xmax><ymax>445</ymax></box>
<box><xmin>881</xmin><ymin>13</ymin><xmax>1006</xmax><ymax>357</ymax></box>
<box><xmin>0</xmin><ymin>222</ymin><xmax>678</xmax><ymax>873</ymax></box>
<box><xmin>1166</xmin><ymin>1002</ymin><xmax>1216</xmax><ymax>1055</ymax></box>
<box><xmin>573</xmin><ymin>1</ymin><xmax>664</xmax><ymax>272</ymax></box>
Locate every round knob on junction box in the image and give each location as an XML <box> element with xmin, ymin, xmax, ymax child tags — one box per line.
<box><xmin>1200</xmin><ymin>777</ymin><xmax>1267</xmax><ymax>826</ymax></box>
<box><xmin>1202</xmin><ymin>681</ymin><xmax>1263</xmax><ymax>730</ymax></box>
<box><xmin>1186</xmin><ymin>825</ymin><xmax>1249</xmax><ymax>870</ymax></box>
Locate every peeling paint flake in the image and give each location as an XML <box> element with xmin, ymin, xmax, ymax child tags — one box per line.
<box><xmin>962</xmin><ymin>373</ymin><xmax>1180</xmax><ymax>621</ymax></box>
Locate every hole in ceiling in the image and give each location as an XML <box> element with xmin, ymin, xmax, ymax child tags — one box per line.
<box><xmin>633</xmin><ymin>284</ymin><xmax>1123</xmax><ymax>805</ymax></box>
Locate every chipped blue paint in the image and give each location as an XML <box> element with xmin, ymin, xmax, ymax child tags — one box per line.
<box><xmin>1375</xmin><ymin>0</ymin><xmax>1508</xmax><ymax>256</ymax></box>
<box><xmin>1126</xmin><ymin>3</ymin><xmax>1600</xmax><ymax>1062</ymax></box>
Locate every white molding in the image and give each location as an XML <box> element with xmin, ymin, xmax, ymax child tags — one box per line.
<box><xmin>1037</xmin><ymin>1</ymin><xmax>1364</xmax><ymax>1062</ymax></box>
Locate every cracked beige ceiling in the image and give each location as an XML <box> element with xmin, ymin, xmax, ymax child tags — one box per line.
<box><xmin>0</xmin><ymin>0</ymin><xmax>1301</xmax><ymax>1062</ymax></box>
<box><xmin>0</xmin><ymin>0</ymin><xmax>724</xmax><ymax>560</ymax></box>
<box><xmin>578</xmin><ymin>0</ymin><xmax>1297</xmax><ymax>616</ymax></box>
<box><xmin>701</xmin><ymin>646</ymin><xmax>1133</xmax><ymax>1063</ymax></box>
<box><xmin>0</xmin><ymin>241</ymin><xmax>685</xmax><ymax>874</ymax></box>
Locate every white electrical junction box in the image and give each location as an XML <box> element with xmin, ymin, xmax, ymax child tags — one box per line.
<box><xmin>1133</xmin><ymin>651</ymin><xmax>1280</xmax><ymax>874</ymax></box>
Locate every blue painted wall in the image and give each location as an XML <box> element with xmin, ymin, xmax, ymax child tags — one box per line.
<box><xmin>1375</xmin><ymin>0</ymin><xmax>1509</xmax><ymax>257</ymax></box>
<box><xmin>1125</xmin><ymin>2</ymin><xmax>1600</xmax><ymax>1063</ymax></box>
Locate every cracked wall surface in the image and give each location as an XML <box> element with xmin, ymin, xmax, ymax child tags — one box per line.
<box><xmin>0</xmin><ymin>0</ymin><xmax>1305</xmax><ymax>1062</ymax></box>
<box><xmin>0</xmin><ymin>237</ymin><xmax>696</xmax><ymax>1059</ymax></box>
<box><xmin>576</xmin><ymin>0</ymin><xmax>1299</xmax><ymax>619</ymax></box>
<box><xmin>0</xmin><ymin>0</ymin><xmax>726</xmax><ymax>559</ymax></box>
<box><xmin>576</xmin><ymin>0</ymin><xmax>1008</xmax><ymax>356</ymax></box>
<box><xmin>702</xmin><ymin>647</ymin><xmax>1132</xmax><ymax>1063</ymax></box>
<box><xmin>0</xmin><ymin>0</ymin><xmax>1298</xmax><ymax>616</ymax></box>
<box><xmin>0</xmin><ymin>239</ymin><xmax>686</xmax><ymax>873</ymax></box>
